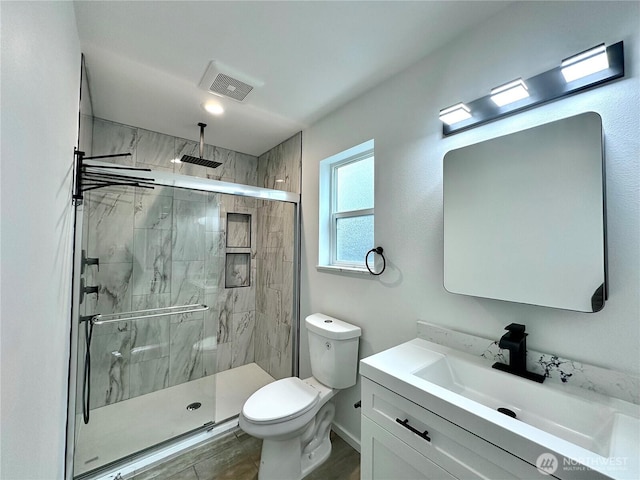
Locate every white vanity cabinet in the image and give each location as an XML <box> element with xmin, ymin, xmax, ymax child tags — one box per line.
<box><xmin>360</xmin><ymin>377</ymin><xmax>554</xmax><ymax>480</ymax></box>
<box><xmin>359</xmin><ymin>338</ymin><xmax>639</xmax><ymax>480</ymax></box>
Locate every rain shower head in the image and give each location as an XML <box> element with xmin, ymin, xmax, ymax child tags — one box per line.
<box><xmin>180</xmin><ymin>122</ymin><xmax>221</xmax><ymax>169</ymax></box>
<box><xmin>180</xmin><ymin>154</ymin><xmax>222</xmax><ymax>169</ymax></box>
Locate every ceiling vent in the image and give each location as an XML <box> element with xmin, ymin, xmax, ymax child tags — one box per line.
<box><xmin>199</xmin><ymin>61</ymin><xmax>263</xmax><ymax>103</ymax></box>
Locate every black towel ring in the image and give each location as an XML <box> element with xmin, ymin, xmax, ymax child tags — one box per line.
<box><xmin>365</xmin><ymin>246</ymin><xmax>386</xmax><ymax>276</ymax></box>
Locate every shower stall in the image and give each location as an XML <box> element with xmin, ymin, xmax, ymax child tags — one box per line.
<box><xmin>65</xmin><ymin>117</ymin><xmax>301</xmax><ymax>478</ymax></box>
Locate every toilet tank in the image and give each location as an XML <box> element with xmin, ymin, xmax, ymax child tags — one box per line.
<box><xmin>306</xmin><ymin>313</ymin><xmax>361</xmax><ymax>389</ymax></box>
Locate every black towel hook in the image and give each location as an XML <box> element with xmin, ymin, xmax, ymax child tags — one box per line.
<box><xmin>365</xmin><ymin>246</ymin><xmax>386</xmax><ymax>276</ymax></box>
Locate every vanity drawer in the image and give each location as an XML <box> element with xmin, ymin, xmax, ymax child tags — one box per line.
<box><xmin>362</xmin><ymin>377</ymin><xmax>555</xmax><ymax>480</ymax></box>
<box><xmin>362</xmin><ymin>415</ymin><xmax>456</xmax><ymax>480</ymax></box>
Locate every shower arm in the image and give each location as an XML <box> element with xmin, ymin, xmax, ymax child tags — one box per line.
<box><xmin>199</xmin><ymin>122</ymin><xmax>206</xmax><ymax>159</ymax></box>
<box><xmin>82</xmin><ymin>304</ymin><xmax>209</xmax><ymax>326</ymax></box>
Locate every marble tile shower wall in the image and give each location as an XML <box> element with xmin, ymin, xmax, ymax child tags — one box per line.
<box><xmin>255</xmin><ymin>133</ymin><xmax>301</xmax><ymax>379</ymax></box>
<box><xmin>258</xmin><ymin>132</ymin><xmax>301</xmax><ymax>193</ymax></box>
<box><xmin>216</xmin><ymin>194</ymin><xmax>258</xmax><ymax>373</ymax></box>
<box><xmin>80</xmin><ymin>118</ymin><xmax>264</xmax><ymax>409</ymax></box>
<box><xmin>255</xmin><ymin>200</ymin><xmax>296</xmax><ymax>379</ymax></box>
<box><xmin>91</xmin><ymin>117</ymin><xmax>258</xmax><ymax>183</ymax></box>
<box><xmin>81</xmin><ymin>187</ymin><xmax>226</xmax><ymax>409</ymax></box>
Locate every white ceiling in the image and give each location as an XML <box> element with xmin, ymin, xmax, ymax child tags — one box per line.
<box><xmin>74</xmin><ymin>1</ymin><xmax>510</xmax><ymax>156</ymax></box>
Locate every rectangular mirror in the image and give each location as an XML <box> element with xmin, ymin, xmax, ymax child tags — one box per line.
<box><xmin>443</xmin><ymin>112</ymin><xmax>607</xmax><ymax>312</ymax></box>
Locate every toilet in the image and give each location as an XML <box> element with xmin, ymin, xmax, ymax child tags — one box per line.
<box><xmin>239</xmin><ymin>313</ymin><xmax>361</xmax><ymax>480</ymax></box>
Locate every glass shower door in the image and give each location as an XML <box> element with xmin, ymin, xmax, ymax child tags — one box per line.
<box><xmin>73</xmin><ymin>184</ymin><xmax>220</xmax><ymax>476</ymax></box>
<box><xmin>70</xmin><ymin>162</ymin><xmax>299</xmax><ymax>477</ymax></box>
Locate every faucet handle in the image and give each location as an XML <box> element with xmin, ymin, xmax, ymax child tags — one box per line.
<box><xmin>504</xmin><ymin>323</ymin><xmax>526</xmax><ymax>334</ymax></box>
<box><xmin>81</xmin><ymin>250</ymin><xmax>100</xmax><ymax>274</ymax></box>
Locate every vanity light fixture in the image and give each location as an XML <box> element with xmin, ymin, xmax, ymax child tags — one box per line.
<box><xmin>490</xmin><ymin>79</ymin><xmax>529</xmax><ymax>107</ymax></box>
<box><xmin>441</xmin><ymin>41</ymin><xmax>624</xmax><ymax>136</ymax></box>
<box><xmin>561</xmin><ymin>44</ymin><xmax>609</xmax><ymax>83</ymax></box>
<box><xmin>439</xmin><ymin>103</ymin><xmax>472</xmax><ymax>125</ymax></box>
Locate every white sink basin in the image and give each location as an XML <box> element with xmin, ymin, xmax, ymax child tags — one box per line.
<box><xmin>414</xmin><ymin>354</ymin><xmax>618</xmax><ymax>456</ymax></box>
<box><xmin>360</xmin><ymin>338</ymin><xmax>640</xmax><ymax>479</ymax></box>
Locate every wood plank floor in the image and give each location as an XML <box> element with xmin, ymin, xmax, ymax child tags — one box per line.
<box><xmin>129</xmin><ymin>429</ymin><xmax>360</xmax><ymax>480</ymax></box>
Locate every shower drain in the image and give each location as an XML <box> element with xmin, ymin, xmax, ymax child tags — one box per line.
<box><xmin>186</xmin><ymin>402</ymin><xmax>202</xmax><ymax>411</ymax></box>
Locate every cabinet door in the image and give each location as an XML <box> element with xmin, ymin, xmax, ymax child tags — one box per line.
<box><xmin>362</xmin><ymin>377</ymin><xmax>554</xmax><ymax>479</ymax></box>
<box><xmin>361</xmin><ymin>416</ymin><xmax>457</xmax><ymax>480</ymax></box>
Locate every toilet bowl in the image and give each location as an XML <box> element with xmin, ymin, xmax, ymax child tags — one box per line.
<box><xmin>239</xmin><ymin>313</ymin><xmax>361</xmax><ymax>480</ymax></box>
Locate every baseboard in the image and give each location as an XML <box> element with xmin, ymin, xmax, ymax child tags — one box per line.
<box><xmin>331</xmin><ymin>422</ymin><xmax>361</xmax><ymax>453</ymax></box>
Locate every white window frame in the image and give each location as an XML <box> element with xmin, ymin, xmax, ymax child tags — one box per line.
<box><xmin>318</xmin><ymin>139</ymin><xmax>374</xmax><ymax>273</ymax></box>
<box><xmin>330</xmin><ymin>152</ymin><xmax>374</xmax><ymax>267</ymax></box>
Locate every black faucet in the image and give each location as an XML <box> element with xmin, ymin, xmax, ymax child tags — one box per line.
<box><xmin>492</xmin><ymin>323</ymin><xmax>545</xmax><ymax>383</ymax></box>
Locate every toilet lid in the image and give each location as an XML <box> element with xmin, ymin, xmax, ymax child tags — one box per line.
<box><xmin>242</xmin><ymin>377</ymin><xmax>319</xmax><ymax>424</ymax></box>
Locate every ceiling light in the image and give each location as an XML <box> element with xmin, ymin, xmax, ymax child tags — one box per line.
<box><xmin>561</xmin><ymin>44</ymin><xmax>609</xmax><ymax>83</ymax></box>
<box><xmin>170</xmin><ymin>158</ymin><xmax>182</xmax><ymax>164</ymax></box>
<box><xmin>439</xmin><ymin>103</ymin><xmax>472</xmax><ymax>125</ymax></box>
<box><xmin>203</xmin><ymin>102</ymin><xmax>224</xmax><ymax>115</ymax></box>
<box><xmin>490</xmin><ymin>79</ymin><xmax>529</xmax><ymax>107</ymax></box>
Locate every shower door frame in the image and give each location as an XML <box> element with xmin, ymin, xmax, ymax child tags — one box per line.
<box><xmin>65</xmin><ymin>161</ymin><xmax>301</xmax><ymax>479</ymax></box>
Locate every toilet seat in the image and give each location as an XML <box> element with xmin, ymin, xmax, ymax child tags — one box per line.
<box><xmin>242</xmin><ymin>377</ymin><xmax>320</xmax><ymax>424</ymax></box>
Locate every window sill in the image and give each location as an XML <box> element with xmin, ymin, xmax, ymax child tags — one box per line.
<box><xmin>316</xmin><ymin>265</ymin><xmax>370</xmax><ymax>276</ymax></box>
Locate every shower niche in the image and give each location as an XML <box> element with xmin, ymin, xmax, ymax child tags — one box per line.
<box><xmin>226</xmin><ymin>253</ymin><xmax>251</xmax><ymax>288</ymax></box>
<box><xmin>226</xmin><ymin>213</ymin><xmax>252</xmax><ymax>248</ymax></box>
<box><xmin>225</xmin><ymin>213</ymin><xmax>252</xmax><ymax>288</ymax></box>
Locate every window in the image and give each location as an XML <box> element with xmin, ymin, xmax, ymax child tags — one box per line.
<box><xmin>318</xmin><ymin>140</ymin><xmax>374</xmax><ymax>270</ymax></box>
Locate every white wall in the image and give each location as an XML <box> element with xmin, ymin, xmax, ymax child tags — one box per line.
<box><xmin>1</xmin><ymin>2</ymin><xmax>80</xmax><ymax>478</ymax></box>
<box><xmin>300</xmin><ymin>1</ymin><xmax>639</xmax><ymax>445</ymax></box>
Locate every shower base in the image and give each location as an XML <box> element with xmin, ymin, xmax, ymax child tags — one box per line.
<box><xmin>74</xmin><ymin>363</ymin><xmax>274</xmax><ymax>477</ymax></box>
